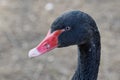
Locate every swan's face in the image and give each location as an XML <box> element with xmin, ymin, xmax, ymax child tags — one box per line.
<box><xmin>51</xmin><ymin>12</ymin><xmax>91</xmax><ymax>47</ymax></box>
<box><xmin>28</xmin><ymin>11</ymin><xmax>92</xmax><ymax>58</ymax></box>
<box><xmin>51</xmin><ymin>18</ymin><xmax>82</xmax><ymax>47</ymax></box>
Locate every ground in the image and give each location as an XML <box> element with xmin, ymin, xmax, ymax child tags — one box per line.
<box><xmin>0</xmin><ymin>0</ymin><xmax>120</xmax><ymax>80</ymax></box>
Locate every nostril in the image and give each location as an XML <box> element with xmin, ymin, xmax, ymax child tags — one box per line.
<box><xmin>44</xmin><ymin>44</ymin><xmax>50</xmax><ymax>49</ymax></box>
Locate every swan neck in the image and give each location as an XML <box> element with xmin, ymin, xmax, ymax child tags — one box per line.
<box><xmin>72</xmin><ymin>39</ymin><xmax>101</xmax><ymax>80</ymax></box>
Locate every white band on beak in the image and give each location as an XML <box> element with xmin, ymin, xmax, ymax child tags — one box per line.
<box><xmin>28</xmin><ymin>48</ymin><xmax>41</xmax><ymax>58</ymax></box>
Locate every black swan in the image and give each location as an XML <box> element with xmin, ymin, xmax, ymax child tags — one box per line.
<box><xmin>29</xmin><ymin>10</ymin><xmax>101</xmax><ymax>80</ymax></box>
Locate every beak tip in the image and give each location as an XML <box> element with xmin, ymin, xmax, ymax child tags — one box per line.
<box><xmin>28</xmin><ymin>48</ymin><xmax>41</xmax><ymax>58</ymax></box>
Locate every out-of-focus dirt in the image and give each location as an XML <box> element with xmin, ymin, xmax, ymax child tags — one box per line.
<box><xmin>0</xmin><ymin>0</ymin><xmax>120</xmax><ymax>80</ymax></box>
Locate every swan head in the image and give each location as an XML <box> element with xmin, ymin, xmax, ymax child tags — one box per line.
<box><xmin>28</xmin><ymin>10</ymin><xmax>94</xmax><ymax>58</ymax></box>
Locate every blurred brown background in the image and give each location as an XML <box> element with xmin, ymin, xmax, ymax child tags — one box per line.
<box><xmin>0</xmin><ymin>0</ymin><xmax>120</xmax><ymax>80</ymax></box>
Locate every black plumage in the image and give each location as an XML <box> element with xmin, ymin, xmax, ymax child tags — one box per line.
<box><xmin>50</xmin><ymin>10</ymin><xmax>101</xmax><ymax>80</ymax></box>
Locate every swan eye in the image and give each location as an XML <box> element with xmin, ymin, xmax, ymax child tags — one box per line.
<box><xmin>65</xmin><ymin>26</ymin><xmax>71</xmax><ymax>31</ymax></box>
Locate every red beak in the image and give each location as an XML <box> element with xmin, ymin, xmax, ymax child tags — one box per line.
<box><xmin>28</xmin><ymin>29</ymin><xmax>64</xmax><ymax>58</ymax></box>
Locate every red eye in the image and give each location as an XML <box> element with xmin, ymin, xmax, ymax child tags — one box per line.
<box><xmin>65</xmin><ymin>26</ymin><xmax>71</xmax><ymax>31</ymax></box>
